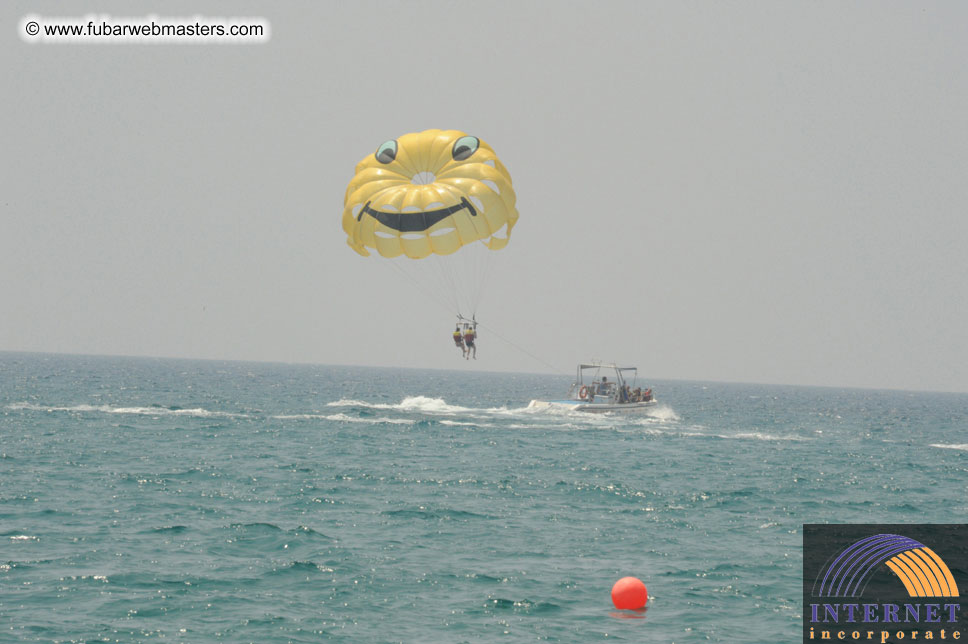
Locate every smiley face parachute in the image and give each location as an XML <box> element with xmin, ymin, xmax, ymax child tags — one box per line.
<box><xmin>342</xmin><ymin>129</ymin><xmax>519</xmax><ymax>323</ymax></box>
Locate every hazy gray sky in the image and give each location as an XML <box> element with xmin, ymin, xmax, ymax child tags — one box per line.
<box><xmin>3</xmin><ymin>1</ymin><xmax>967</xmax><ymax>392</ymax></box>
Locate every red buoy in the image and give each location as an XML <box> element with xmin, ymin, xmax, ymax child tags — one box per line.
<box><xmin>611</xmin><ymin>576</ymin><xmax>648</xmax><ymax>610</ymax></box>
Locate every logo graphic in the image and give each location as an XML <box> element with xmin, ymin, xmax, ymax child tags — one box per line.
<box><xmin>803</xmin><ymin>525</ymin><xmax>966</xmax><ymax>644</ymax></box>
<box><xmin>814</xmin><ymin>533</ymin><xmax>960</xmax><ymax>598</ymax></box>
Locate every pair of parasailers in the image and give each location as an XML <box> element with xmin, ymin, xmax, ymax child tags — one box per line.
<box><xmin>452</xmin><ymin>323</ymin><xmax>478</xmax><ymax>359</ymax></box>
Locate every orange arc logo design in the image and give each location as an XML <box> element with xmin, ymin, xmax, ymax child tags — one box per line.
<box><xmin>884</xmin><ymin>547</ymin><xmax>960</xmax><ymax>598</ymax></box>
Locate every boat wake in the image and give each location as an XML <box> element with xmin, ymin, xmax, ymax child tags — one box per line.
<box><xmin>930</xmin><ymin>443</ymin><xmax>968</xmax><ymax>451</ymax></box>
<box><xmin>322</xmin><ymin>396</ymin><xmax>685</xmax><ymax>432</ymax></box>
<box><xmin>326</xmin><ymin>396</ymin><xmax>477</xmax><ymax>414</ymax></box>
<box><xmin>5</xmin><ymin>402</ymin><xmax>249</xmax><ymax>419</ymax></box>
<box><xmin>5</xmin><ymin>397</ymin><xmax>808</xmax><ymax>441</ymax></box>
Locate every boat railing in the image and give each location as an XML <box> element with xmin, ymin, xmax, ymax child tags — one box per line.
<box><xmin>567</xmin><ymin>381</ymin><xmax>622</xmax><ymax>402</ymax></box>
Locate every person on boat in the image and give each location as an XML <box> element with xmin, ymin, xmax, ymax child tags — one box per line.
<box><xmin>453</xmin><ymin>325</ymin><xmax>466</xmax><ymax>357</ymax></box>
<box><xmin>623</xmin><ymin>385</ymin><xmax>632</xmax><ymax>403</ymax></box>
<box><xmin>642</xmin><ymin>388</ymin><xmax>653</xmax><ymax>402</ymax></box>
<box><xmin>463</xmin><ymin>323</ymin><xmax>477</xmax><ymax>360</ymax></box>
<box><xmin>597</xmin><ymin>376</ymin><xmax>609</xmax><ymax>395</ymax></box>
<box><xmin>632</xmin><ymin>387</ymin><xmax>642</xmax><ymax>402</ymax></box>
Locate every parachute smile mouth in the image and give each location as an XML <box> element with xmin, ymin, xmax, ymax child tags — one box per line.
<box><xmin>357</xmin><ymin>197</ymin><xmax>477</xmax><ymax>233</ymax></box>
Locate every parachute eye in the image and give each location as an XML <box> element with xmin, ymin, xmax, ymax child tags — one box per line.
<box><xmin>375</xmin><ymin>140</ymin><xmax>397</xmax><ymax>164</ymax></box>
<box><xmin>452</xmin><ymin>136</ymin><xmax>479</xmax><ymax>161</ymax></box>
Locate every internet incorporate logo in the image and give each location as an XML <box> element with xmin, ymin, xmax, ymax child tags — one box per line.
<box><xmin>803</xmin><ymin>525</ymin><xmax>966</xmax><ymax>644</ymax></box>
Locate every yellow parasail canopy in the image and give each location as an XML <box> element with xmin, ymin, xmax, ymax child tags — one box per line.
<box><xmin>342</xmin><ymin>129</ymin><xmax>518</xmax><ymax>259</ymax></box>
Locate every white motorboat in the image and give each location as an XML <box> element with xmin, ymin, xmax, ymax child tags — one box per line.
<box><xmin>528</xmin><ymin>362</ymin><xmax>657</xmax><ymax>413</ymax></box>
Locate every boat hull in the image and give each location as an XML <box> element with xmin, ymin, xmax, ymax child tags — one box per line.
<box><xmin>528</xmin><ymin>399</ymin><xmax>657</xmax><ymax>413</ymax></box>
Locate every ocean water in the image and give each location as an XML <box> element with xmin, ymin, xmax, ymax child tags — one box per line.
<box><xmin>1</xmin><ymin>353</ymin><xmax>966</xmax><ymax>643</ymax></box>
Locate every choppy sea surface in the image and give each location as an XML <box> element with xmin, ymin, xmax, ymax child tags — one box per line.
<box><xmin>1</xmin><ymin>352</ymin><xmax>966</xmax><ymax>643</ymax></box>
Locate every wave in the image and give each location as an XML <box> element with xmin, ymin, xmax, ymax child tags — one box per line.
<box><xmin>5</xmin><ymin>402</ymin><xmax>248</xmax><ymax>419</ymax></box>
<box><xmin>288</xmin><ymin>525</ymin><xmax>336</xmax><ymax>541</ymax></box>
<box><xmin>439</xmin><ymin>419</ymin><xmax>496</xmax><ymax>428</ymax></box>
<box><xmin>226</xmin><ymin>523</ymin><xmax>336</xmax><ymax>541</ymax></box>
<box><xmin>673</xmin><ymin>429</ymin><xmax>806</xmax><ymax>442</ymax></box>
<box><xmin>717</xmin><ymin>431</ymin><xmax>807</xmax><ymax>442</ymax></box>
<box><xmin>382</xmin><ymin>507</ymin><xmax>492</xmax><ymax>521</ymax></box>
<box><xmin>930</xmin><ymin>443</ymin><xmax>968</xmax><ymax>451</ymax></box>
<box><xmin>273</xmin><ymin>412</ymin><xmax>413</xmax><ymax>425</ymax></box>
<box><xmin>269</xmin><ymin>561</ymin><xmax>335</xmax><ymax>576</ymax></box>
<box><xmin>505</xmin><ymin>422</ymin><xmax>601</xmax><ymax>431</ymax></box>
<box><xmin>484</xmin><ymin>597</ymin><xmax>562</xmax><ymax>614</ymax></box>
<box><xmin>147</xmin><ymin>525</ymin><xmax>189</xmax><ymax>534</ymax></box>
<box><xmin>229</xmin><ymin>522</ymin><xmax>283</xmax><ymax>533</ymax></box>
